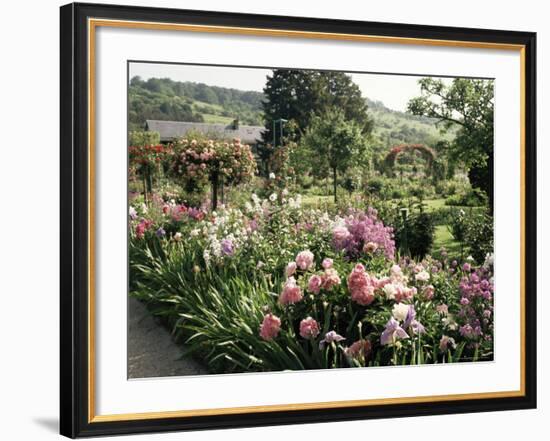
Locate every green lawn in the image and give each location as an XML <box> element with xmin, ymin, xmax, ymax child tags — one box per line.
<box><xmin>300</xmin><ymin>194</ymin><xmax>334</xmax><ymax>210</ymax></box>
<box><xmin>433</xmin><ymin>225</ymin><xmax>462</xmax><ymax>257</ymax></box>
<box><xmin>423</xmin><ymin>198</ymin><xmax>446</xmax><ymax>212</ymax></box>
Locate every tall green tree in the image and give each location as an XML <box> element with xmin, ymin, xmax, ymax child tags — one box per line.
<box><xmin>300</xmin><ymin>109</ymin><xmax>369</xmax><ymax>202</ymax></box>
<box><xmin>260</xmin><ymin>69</ymin><xmax>372</xmax><ymax>178</ymax></box>
<box><xmin>407</xmin><ymin>78</ymin><xmax>494</xmax><ymax>211</ymax></box>
<box><xmin>261</xmin><ymin>70</ymin><xmax>372</xmax><ymax>145</ymax></box>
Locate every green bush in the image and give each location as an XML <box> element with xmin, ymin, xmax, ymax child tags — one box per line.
<box><xmin>445</xmin><ymin>188</ymin><xmax>487</xmax><ymax>207</ymax></box>
<box><xmin>129</xmin><ymin>130</ymin><xmax>161</xmax><ymax>146</ymax></box>
<box><xmin>465</xmin><ymin>212</ymin><xmax>494</xmax><ymax>263</ymax></box>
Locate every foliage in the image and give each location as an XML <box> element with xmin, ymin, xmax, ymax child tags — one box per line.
<box><xmin>300</xmin><ymin>109</ymin><xmax>370</xmax><ymax>202</ymax></box>
<box><xmin>445</xmin><ymin>187</ymin><xmax>488</xmax><ymax>207</ymax></box>
<box><xmin>129</xmin><ymin>130</ymin><xmax>161</xmax><ymax>146</ymax></box>
<box><xmin>447</xmin><ymin>209</ymin><xmax>494</xmax><ymax>263</ymax></box>
<box><xmin>262</xmin><ymin>69</ymin><xmax>373</xmax><ymax>145</ymax></box>
<box><xmin>408</xmin><ymin>78</ymin><xmax>494</xmax><ymax>210</ymax></box>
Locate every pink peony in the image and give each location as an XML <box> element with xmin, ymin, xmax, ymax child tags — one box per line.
<box><xmin>321</xmin><ymin>268</ymin><xmax>341</xmax><ymax>291</ymax></box>
<box><xmin>393</xmin><ymin>284</ymin><xmax>416</xmax><ymax>303</ymax></box>
<box><xmin>259</xmin><ymin>314</ymin><xmax>281</xmax><ymax>340</ymax></box>
<box><xmin>285</xmin><ymin>261</ymin><xmax>297</xmax><ymax>277</ymax></box>
<box><xmin>295</xmin><ymin>250</ymin><xmax>314</xmax><ymax>270</ymax></box>
<box><xmin>332</xmin><ymin>225</ymin><xmax>350</xmax><ymax>244</ymax></box>
<box><xmin>299</xmin><ymin>317</ymin><xmax>320</xmax><ymax>339</ymax></box>
<box><xmin>307</xmin><ymin>274</ymin><xmax>323</xmax><ymax>294</ymax></box>
<box><xmin>363</xmin><ymin>241</ymin><xmax>378</xmax><ymax>254</ymax></box>
<box><xmin>422</xmin><ymin>284</ymin><xmax>435</xmax><ymax>300</ymax></box>
<box><xmin>322</xmin><ymin>258</ymin><xmax>333</xmax><ymax>269</ymax></box>
<box><xmin>347</xmin><ymin>264</ymin><xmax>376</xmax><ymax>306</ymax></box>
<box><xmin>279</xmin><ymin>277</ymin><xmax>303</xmax><ymax>305</ymax></box>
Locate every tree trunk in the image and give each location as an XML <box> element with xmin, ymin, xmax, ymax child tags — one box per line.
<box><xmin>142</xmin><ymin>173</ymin><xmax>148</xmax><ymax>205</ymax></box>
<box><xmin>332</xmin><ymin>167</ymin><xmax>338</xmax><ymax>203</ymax></box>
<box><xmin>211</xmin><ymin>172</ymin><xmax>219</xmax><ymax>211</ymax></box>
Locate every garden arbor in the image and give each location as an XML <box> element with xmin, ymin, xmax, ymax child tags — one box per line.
<box><xmin>383</xmin><ymin>144</ymin><xmax>437</xmax><ymax>177</ymax></box>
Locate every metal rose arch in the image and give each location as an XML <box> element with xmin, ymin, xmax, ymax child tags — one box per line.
<box><xmin>384</xmin><ymin>144</ymin><xmax>437</xmax><ymax>175</ymax></box>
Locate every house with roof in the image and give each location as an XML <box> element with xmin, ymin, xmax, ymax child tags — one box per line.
<box><xmin>145</xmin><ymin>119</ymin><xmax>265</xmax><ymax>147</ymax></box>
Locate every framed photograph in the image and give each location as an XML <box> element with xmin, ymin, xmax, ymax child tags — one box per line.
<box><xmin>60</xmin><ymin>2</ymin><xmax>537</xmax><ymax>438</ymax></box>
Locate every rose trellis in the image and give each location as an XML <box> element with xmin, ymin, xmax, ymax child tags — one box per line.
<box><xmin>383</xmin><ymin>144</ymin><xmax>437</xmax><ymax>176</ymax></box>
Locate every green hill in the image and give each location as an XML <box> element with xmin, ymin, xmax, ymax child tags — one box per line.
<box><xmin>128</xmin><ymin>76</ymin><xmax>452</xmax><ymax>148</ymax></box>
<box><xmin>128</xmin><ymin>76</ymin><xmax>264</xmax><ymax>131</ymax></box>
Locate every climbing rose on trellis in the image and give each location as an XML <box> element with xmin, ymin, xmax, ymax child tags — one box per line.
<box><xmin>383</xmin><ymin>144</ymin><xmax>437</xmax><ymax>171</ymax></box>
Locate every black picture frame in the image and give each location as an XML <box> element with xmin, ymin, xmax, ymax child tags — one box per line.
<box><xmin>60</xmin><ymin>2</ymin><xmax>537</xmax><ymax>438</ymax></box>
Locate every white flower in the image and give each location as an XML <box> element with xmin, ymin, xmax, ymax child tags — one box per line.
<box><xmin>190</xmin><ymin>229</ymin><xmax>200</xmax><ymax>237</ymax></box>
<box><xmin>141</xmin><ymin>203</ymin><xmax>148</xmax><ymax>214</ymax></box>
<box><xmin>173</xmin><ymin>232</ymin><xmax>183</xmax><ymax>242</ymax></box>
<box><xmin>383</xmin><ymin>283</ymin><xmax>397</xmax><ymax>300</ymax></box>
<box><xmin>392</xmin><ymin>303</ymin><xmax>410</xmax><ymax>322</ymax></box>
<box><xmin>251</xmin><ymin>193</ymin><xmax>260</xmax><ymax>204</ymax></box>
<box><xmin>269</xmin><ymin>193</ymin><xmax>277</xmax><ymax>202</ymax></box>
<box><xmin>466</xmin><ymin>255</ymin><xmax>475</xmax><ymax>262</ymax></box>
<box><xmin>210</xmin><ymin>239</ymin><xmax>222</xmax><ymax>257</ymax></box>
<box><xmin>282</xmin><ymin>188</ymin><xmax>289</xmax><ymax>196</ymax></box>
<box><xmin>415</xmin><ymin>270</ymin><xmax>430</xmax><ymax>282</ymax></box>
<box><xmin>484</xmin><ymin>253</ymin><xmax>494</xmax><ymax>268</ymax></box>
<box><xmin>269</xmin><ymin>172</ymin><xmax>276</xmax><ymax>179</ymax></box>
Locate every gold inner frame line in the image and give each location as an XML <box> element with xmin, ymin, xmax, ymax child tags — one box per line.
<box><xmin>87</xmin><ymin>17</ymin><xmax>527</xmax><ymax>424</ymax></box>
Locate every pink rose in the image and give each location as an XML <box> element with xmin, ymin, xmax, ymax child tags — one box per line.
<box><xmin>299</xmin><ymin>317</ymin><xmax>320</xmax><ymax>339</ymax></box>
<box><xmin>259</xmin><ymin>313</ymin><xmax>281</xmax><ymax>341</ymax></box>
<box><xmin>295</xmin><ymin>250</ymin><xmax>314</xmax><ymax>271</ymax></box>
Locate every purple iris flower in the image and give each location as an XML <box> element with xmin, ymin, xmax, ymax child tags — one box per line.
<box><xmin>403</xmin><ymin>305</ymin><xmax>426</xmax><ymax>335</ymax></box>
<box><xmin>319</xmin><ymin>331</ymin><xmax>345</xmax><ymax>349</ymax></box>
<box><xmin>221</xmin><ymin>238</ymin><xmax>235</xmax><ymax>256</ymax></box>
<box><xmin>380</xmin><ymin>317</ymin><xmax>409</xmax><ymax>346</ymax></box>
<box><xmin>156</xmin><ymin>227</ymin><xmax>166</xmax><ymax>238</ymax></box>
<box><xmin>129</xmin><ymin>206</ymin><xmax>138</xmax><ymax>220</ymax></box>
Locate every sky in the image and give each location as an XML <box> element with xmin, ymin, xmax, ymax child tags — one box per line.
<box><xmin>129</xmin><ymin>62</ymin><xmax>452</xmax><ymax>112</ymax></box>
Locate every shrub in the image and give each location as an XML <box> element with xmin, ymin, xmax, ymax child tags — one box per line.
<box><xmin>365</xmin><ymin>177</ymin><xmax>384</xmax><ymax>196</ymax></box>
<box><xmin>445</xmin><ymin>188</ymin><xmax>487</xmax><ymax>207</ymax></box>
<box><xmin>465</xmin><ymin>212</ymin><xmax>494</xmax><ymax>263</ymax></box>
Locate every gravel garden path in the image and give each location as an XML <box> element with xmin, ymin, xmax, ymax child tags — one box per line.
<box><xmin>128</xmin><ymin>297</ymin><xmax>207</xmax><ymax>378</ymax></box>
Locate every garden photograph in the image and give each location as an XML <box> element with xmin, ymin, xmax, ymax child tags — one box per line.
<box><xmin>127</xmin><ymin>62</ymin><xmax>495</xmax><ymax>378</ymax></box>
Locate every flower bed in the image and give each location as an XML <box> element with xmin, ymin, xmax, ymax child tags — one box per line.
<box><xmin>129</xmin><ymin>192</ymin><xmax>494</xmax><ymax>374</ymax></box>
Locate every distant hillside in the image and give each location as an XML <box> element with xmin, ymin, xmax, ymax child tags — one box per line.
<box><xmin>128</xmin><ymin>76</ymin><xmax>452</xmax><ymax>147</ymax></box>
<box><xmin>366</xmin><ymin>98</ymin><xmax>455</xmax><ymax>150</ymax></box>
<box><xmin>129</xmin><ymin>76</ymin><xmax>265</xmax><ymax>131</ymax></box>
